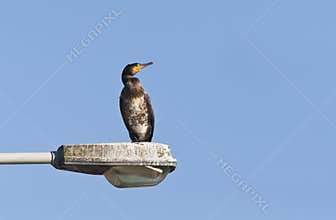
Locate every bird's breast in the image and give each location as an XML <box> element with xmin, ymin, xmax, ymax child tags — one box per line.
<box><xmin>126</xmin><ymin>96</ymin><xmax>150</xmax><ymax>134</ymax></box>
<box><xmin>129</xmin><ymin>96</ymin><xmax>146</xmax><ymax>112</ymax></box>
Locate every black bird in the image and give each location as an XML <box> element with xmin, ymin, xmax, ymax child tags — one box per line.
<box><xmin>119</xmin><ymin>62</ymin><xmax>155</xmax><ymax>142</ymax></box>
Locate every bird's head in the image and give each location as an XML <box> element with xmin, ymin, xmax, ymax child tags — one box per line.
<box><xmin>122</xmin><ymin>62</ymin><xmax>154</xmax><ymax>84</ymax></box>
<box><xmin>123</xmin><ymin>62</ymin><xmax>154</xmax><ymax>76</ymax></box>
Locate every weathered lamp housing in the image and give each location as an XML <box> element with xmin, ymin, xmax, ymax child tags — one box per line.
<box><xmin>52</xmin><ymin>143</ymin><xmax>177</xmax><ymax>188</ymax></box>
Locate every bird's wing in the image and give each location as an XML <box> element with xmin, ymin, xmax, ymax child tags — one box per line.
<box><xmin>119</xmin><ymin>94</ymin><xmax>137</xmax><ymax>141</ymax></box>
<box><xmin>144</xmin><ymin>93</ymin><xmax>155</xmax><ymax>141</ymax></box>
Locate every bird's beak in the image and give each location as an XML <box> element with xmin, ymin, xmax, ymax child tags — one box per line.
<box><xmin>141</xmin><ymin>62</ymin><xmax>154</xmax><ymax>69</ymax></box>
<box><xmin>133</xmin><ymin>62</ymin><xmax>154</xmax><ymax>73</ymax></box>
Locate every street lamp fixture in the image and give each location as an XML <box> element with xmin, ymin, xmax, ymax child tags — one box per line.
<box><xmin>0</xmin><ymin>142</ymin><xmax>177</xmax><ymax>188</ymax></box>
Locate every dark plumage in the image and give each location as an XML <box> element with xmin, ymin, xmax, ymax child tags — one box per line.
<box><xmin>119</xmin><ymin>62</ymin><xmax>155</xmax><ymax>142</ymax></box>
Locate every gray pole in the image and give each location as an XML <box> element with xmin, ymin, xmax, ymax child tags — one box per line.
<box><xmin>0</xmin><ymin>152</ymin><xmax>53</xmax><ymax>164</ymax></box>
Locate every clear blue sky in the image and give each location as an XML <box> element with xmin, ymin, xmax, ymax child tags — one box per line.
<box><xmin>0</xmin><ymin>0</ymin><xmax>335</xmax><ymax>219</ymax></box>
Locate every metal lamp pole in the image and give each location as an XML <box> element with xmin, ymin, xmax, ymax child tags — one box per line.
<box><xmin>0</xmin><ymin>152</ymin><xmax>53</xmax><ymax>164</ymax></box>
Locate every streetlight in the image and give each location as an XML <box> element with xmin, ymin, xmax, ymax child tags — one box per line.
<box><xmin>0</xmin><ymin>142</ymin><xmax>177</xmax><ymax>188</ymax></box>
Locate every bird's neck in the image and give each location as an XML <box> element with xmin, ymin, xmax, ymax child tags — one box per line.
<box><xmin>122</xmin><ymin>77</ymin><xmax>145</xmax><ymax>96</ymax></box>
<box><xmin>122</xmin><ymin>73</ymin><xmax>132</xmax><ymax>85</ymax></box>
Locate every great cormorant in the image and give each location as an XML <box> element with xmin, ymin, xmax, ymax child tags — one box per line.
<box><xmin>119</xmin><ymin>62</ymin><xmax>155</xmax><ymax>142</ymax></box>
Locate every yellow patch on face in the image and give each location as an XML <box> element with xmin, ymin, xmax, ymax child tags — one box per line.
<box><xmin>133</xmin><ymin>64</ymin><xmax>143</xmax><ymax>73</ymax></box>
